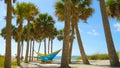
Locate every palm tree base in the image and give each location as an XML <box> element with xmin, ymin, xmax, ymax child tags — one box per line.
<box><xmin>24</xmin><ymin>61</ymin><xmax>29</xmax><ymax>63</ymax></box>
<box><xmin>110</xmin><ymin>63</ymin><xmax>120</xmax><ymax>67</ymax></box>
<box><xmin>59</xmin><ymin>65</ymin><xmax>71</xmax><ymax>68</ymax></box>
<box><xmin>83</xmin><ymin>60</ymin><xmax>90</xmax><ymax>65</ymax></box>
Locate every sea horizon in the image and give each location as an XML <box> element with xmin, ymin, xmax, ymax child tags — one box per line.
<box><xmin>54</xmin><ymin>56</ymin><xmax>80</xmax><ymax>60</ymax></box>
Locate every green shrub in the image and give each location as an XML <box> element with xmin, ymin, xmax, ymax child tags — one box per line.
<box><xmin>88</xmin><ymin>54</ymin><xmax>109</xmax><ymax>60</ymax></box>
<box><xmin>0</xmin><ymin>55</ymin><xmax>17</xmax><ymax>67</ymax></box>
<box><xmin>0</xmin><ymin>55</ymin><xmax>5</xmax><ymax>67</ymax></box>
<box><xmin>75</xmin><ymin>53</ymin><xmax>109</xmax><ymax>60</ymax></box>
<box><xmin>75</xmin><ymin>57</ymin><xmax>82</xmax><ymax>60</ymax></box>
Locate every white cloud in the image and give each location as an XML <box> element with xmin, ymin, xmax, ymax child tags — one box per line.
<box><xmin>114</xmin><ymin>23</ymin><xmax>120</xmax><ymax>32</ymax></box>
<box><xmin>87</xmin><ymin>29</ymin><xmax>99</xmax><ymax>36</ymax></box>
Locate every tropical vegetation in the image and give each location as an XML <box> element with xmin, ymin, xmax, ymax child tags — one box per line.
<box><xmin>54</xmin><ymin>0</ymin><xmax>94</xmax><ymax>65</ymax></box>
<box><xmin>99</xmin><ymin>0</ymin><xmax>120</xmax><ymax>66</ymax></box>
<box><xmin>0</xmin><ymin>0</ymin><xmax>120</xmax><ymax>68</ymax></box>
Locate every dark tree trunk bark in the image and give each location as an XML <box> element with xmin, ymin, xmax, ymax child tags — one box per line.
<box><xmin>32</xmin><ymin>40</ymin><xmax>34</xmax><ymax>61</ymax></box>
<box><xmin>99</xmin><ymin>0</ymin><xmax>120</xmax><ymax>66</ymax></box>
<box><xmin>60</xmin><ymin>0</ymin><xmax>71</xmax><ymax>68</ymax></box>
<box><xmin>4</xmin><ymin>0</ymin><xmax>12</xmax><ymax>68</ymax></box>
<box><xmin>48</xmin><ymin>38</ymin><xmax>50</xmax><ymax>54</ymax></box>
<box><xmin>25</xmin><ymin>20</ymin><xmax>30</xmax><ymax>63</ymax></box>
<box><xmin>44</xmin><ymin>39</ymin><xmax>46</xmax><ymax>56</ymax></box>
<box><xmin>21</xmin><ymin>40</ymin><xmax>24</xmax><ymax>61</ymax></box>
<box><xmin>37</xmin><ymin>41</ymin><xmax>41</xmax><ymax>53</ymax></box>
<box><xmin>75</xmin><ymin>23</ymin><xmax>90</xmax><ymax>64</ymax></box>
<box><xmin>37</xmin><ymin>41</ymin><xmax>41</xmax><ymax>60</ymax></box>
<box><xmin>17</xmin><ymin>22</ymin><xmax>22</xmax><ymax>66</ymax></box>
<box><xmin>68</xmin><ymin>24</ymin><xmax>75</xmax><ymax>63</ymax></box>
<box><xmin>29</xmin><ymin>40</ymin><xmax>32</xmax><ymax>62</ymax></box>
<box><xmin>51</xmin><ymin>39</ymin><xmax>53</xmax><ymax>53</ymax></box>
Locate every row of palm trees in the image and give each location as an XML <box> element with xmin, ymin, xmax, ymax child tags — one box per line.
<box><xmin>1</xmin><ymin>1</ymin><xmax>62</xmax><ymax>67</ymax></box>
<box><xmin>55</xmin><ymin>0</ymin><xmax>94</xmax><ymax>66</ymax></box>
<box><xmin>58</xmin><ymin>0</ymin><xmax>120</xmax><ymax>68</ymax></box>
<box><xmin>1</xmin><ymin>0</ymin><xmax>120</xmax><ymax>68</ymax></box>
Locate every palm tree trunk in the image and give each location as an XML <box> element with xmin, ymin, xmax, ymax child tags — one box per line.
<box><xmin>29</xmin><ymin>40</ymin><xmax>32</xmax><ymax>62</ymax></box>
<box><xmin>75</xmin><ymin>23</ymin><xmax>90</xmax><ymax>64</ymax></box>
<box><xmin>17</xmin><ymin>23</ymin><xmax>22</xmax><ymax>66</ymax></box>
<box><xmin>17</xmin><ymin>35</ymin><xmax>21</xmax><ymax>66</ymax></box>
<box><xmin>60</xmin><ymin>0</ymin><xmax>71</xmax><ymax>68</ymax></box>
<box><xmin>44</xmin><ymin>39</ymin><xmax>47</xmax><ymax>56</ymax></box>
<box><xmin>68</xmin><ymin>25</ymin><xmax>75</xmax><ymax>63</ymax></box>
<box><xmin>99</xmin><ymin>0</ymin><xmax>120</xmax><ymax>66</ymax></box>
<box><xmin>4</xmin><ymin>0</ymin><xmax>12</xmax><ymax>68</ymax></box>
<box><xmin>37</xmin><ymin>41</ymin><xmax>41</xmax><ymax>60</ymax></box>
<box><xmin>48</xmin><ymin>38</ymin><xmax>50</xmax><ymax>54</ymax></box>
<box><xmin>37</xmin><ymin>41</ymin><xmax>41</xmax><ymax>53</ymax></box>
<box><xmin>32</xmin><ymin>40</ymin><xmax>34</xmax><ymax>61</ymax></box>
<box><xmin>20</xmin><ymin>40</ymin><xmax>24</xmax><ymax>61</ymax></box>
<box><xmin>51</xmin><ymin>39</ymin><xmax>53</xmax><ymax>53</ymax></box>
<box><xmin>25</xmin><ymin>20</ymin><xmax>30</xmax><ymax>63</ymax></box>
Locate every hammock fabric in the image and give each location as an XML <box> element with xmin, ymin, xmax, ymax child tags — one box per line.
<box><xmin>37</xmin><ymin>49</ymin><xmax>61</xmax><ymax>62</ymax></box>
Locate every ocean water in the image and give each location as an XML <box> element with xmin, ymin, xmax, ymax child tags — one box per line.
<box><xmin>54</xmin><ymin>56</ymin><xmax>80</xmax><ymax>60</ymax></box>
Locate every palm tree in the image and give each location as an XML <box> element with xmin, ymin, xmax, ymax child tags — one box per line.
<box><xmin>20</xmin><ymin>26</ymin><xmax>27</xmax><ymax>60</ymax></box>
<box><xmin>55</xmin><ymin>0</ymin><xmax>93</xmax><ymax>64</ymax></box>
<box><xmin>1</xmin><ymin>25</ymin><xmax>17</xmax><ymax>40</ymax></box>
<box><xmin>23</xmin><ymin>3</ymin><xmax>38</xmax><ymax>63</ymax></box>
<box><xmin>50</xmin><ymin>28</ymin><xmax>58</xmax><ymax>53</ymax></box>
<box><xmin>57</xmin><ymin>28</ymin><xmax>74</xmax><ymax>63</ymax></box>
<box><xmin>57</xmin><ymin>30</ymin><xmax>64</xmax><ymax>41</ymax></box>
<box><xmin>68</xmin><ymin>23</ymin><xmax>75</xmax><ymax>63</ymax></box>
<box><xmin>1</xmin><ymin>25</ymin><xmax>17</xmax><ymax>68</ymax></box>
<box><xmin>13</xmin><ymin>2</ymin><xmax>26</xmax><ymax>66</ymax></box>
<box><xmin>106</xmin><ymin>0</ymin><xmax>120</xmax><ymax>20</ymax></box>
<box><xmin>35</xmin><ymin>13</ymin><xmax>55</xmax><ymax>56</ymax></box>
<box><xmin>29</xmin><ymin>40</ymin><xmax>32</xmax><ymax>61</ymax></box>
<box><xmin>29</xmin><ymin>23</ymin><xmax>36</xmax><ymax>61</ymax></box>
<box><xmin>99</xmin><ymin>0</ymin><xmax>120</xmax><ymax>66</ymax></box>
<box><xmin>20</xmin><ymin>26</ymin><xmax>28</xmax><ymax>61</ymax></box>
<box><xmin>60</xmin><ymin>0</ymin><xmax>71</xmax><ymax>67</ymax></box>
<box><xmin>4</xmin><ymin>0</ymin><xmax>15</xmax><ymax>67</ymax></box>
<box><xmin>48</xmin><ymin>22</ymin><xmax>56</xmax><ymax>54</ymax></box>
<box><xmin>31</xmin><ymin>40</ymin><xmax>35</xmax><ymax>61</ymax></box>
<box><xmin>72</xmin><ymin>0</ymin><xmax>93</xmax><ymax>64</ymax></box>
<box><xmin>1</xmin><ymin>27</ymin><xmax>7</xmax><ymax>39</ymax></box>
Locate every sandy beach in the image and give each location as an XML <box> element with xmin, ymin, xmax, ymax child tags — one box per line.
<box><xmin>19</xmin><ymin>60</ymin><xmax>120</xmax><ymax>68</ymax></box>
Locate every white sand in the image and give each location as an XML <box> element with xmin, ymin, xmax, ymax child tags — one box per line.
<box><xmin>19</xmin><ymin>60</ymin><xmax>120</xmax><ymax>68</ymax></box>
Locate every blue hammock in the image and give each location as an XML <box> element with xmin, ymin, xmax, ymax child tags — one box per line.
<box><xmin>37</xmin><ymin>49</ymin><xmax>61</xmax><ymax>62</ymax></box>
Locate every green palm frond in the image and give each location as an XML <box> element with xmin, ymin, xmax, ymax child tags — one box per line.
<box><xmin>54</xmin><ymin>2</ymin><xmax>65</xmax><ymax>21</ymax></box>
<box><xmin>79</xmin><ymin>8</ymin><xmax>94</xmax><ymax>22</ymax></box>
<box><xmin>54</xmin><ymin>0</ymin><xmax>94</xmax><ymax>23</ymax></box>
<box><xmin>106</xmin><ymin>0</ymin><xmax>120</xmax><ymax>20</ymax></box>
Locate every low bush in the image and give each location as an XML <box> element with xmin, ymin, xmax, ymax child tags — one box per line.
<box><xmin>75</xmin><ymin>53</ymin><xmax>109</xmax><ymax>60</ymax></box>
<box><xmin>0</xmin><ymin>55</ymin><xmax>17</xmax><ymax>67</ymax></box>
<box><xmin>88</xmin><ymin>54</ymin><xmax>109</xmax><ymax>60</ymax></box>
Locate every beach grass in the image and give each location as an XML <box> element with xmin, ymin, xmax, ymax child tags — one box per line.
<box><xmin>117</xmin><ymin>51</ymin><xmax>120</xmax><ymax>59</ymax></box>
<box><xmin>0</xmin><ymin>55</ymin><xmax>4</xmax><ymax>67</ymax></box>
<box><xmin>88</xmin><ymin>54</ymin><xmax>109</xmax><ymax>60</ymax></box>
<box><xmin>75</xmin><ymin>52</ymin><xmax>120</xmax><ymax>60</ymax></box>
<box><xmin>75</xmin><ymin>53</ymin><xmax>109</xmax><ymax>60</ymax></box>
<box><xmin>0</xmin><ymin>55</ymin><xmax>17</xmax><ymax>68</ymax></box>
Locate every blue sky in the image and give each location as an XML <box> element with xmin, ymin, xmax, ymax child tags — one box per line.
<box><xmin>0</xmin><ymin>0</ymin><xmax>120</xmax><ymax>57</ymax></box>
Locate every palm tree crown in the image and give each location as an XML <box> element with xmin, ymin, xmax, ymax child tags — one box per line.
<box><xmin>106</xmin><ymin>0</ymin><xmax>120</xmax><ymax>20</ymax></box>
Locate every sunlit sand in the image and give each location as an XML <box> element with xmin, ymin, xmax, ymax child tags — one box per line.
<box><xmin>19</xmin><ymin>60</ymin><xmax>120</xmax><ymax>68</ymax></box>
